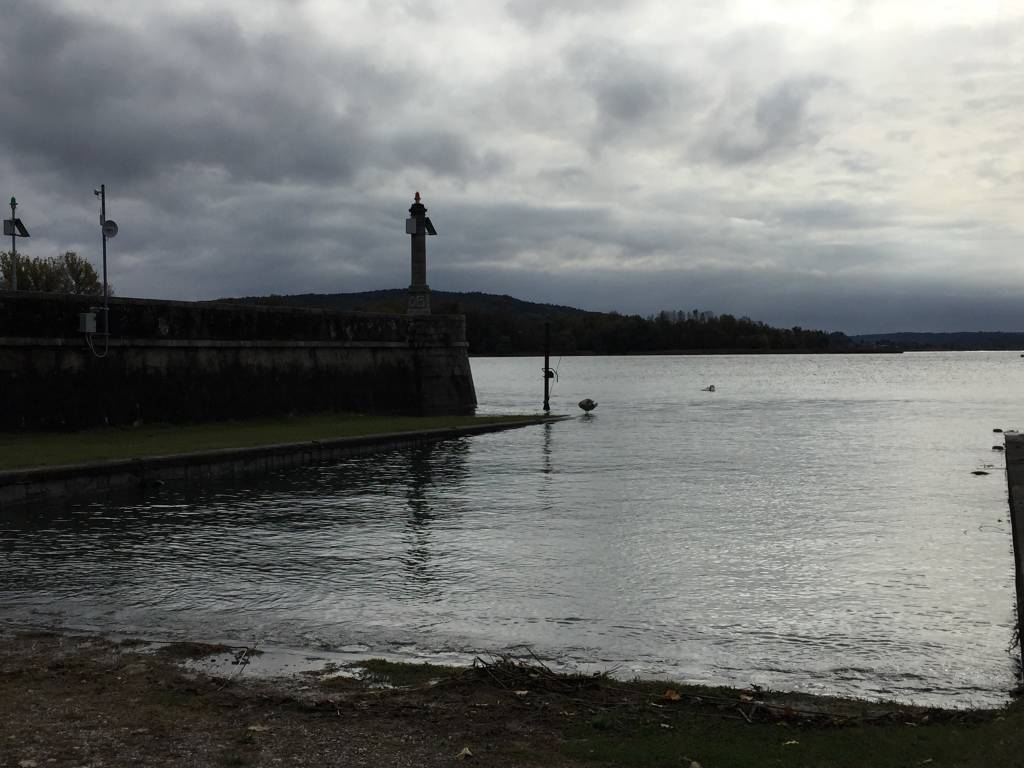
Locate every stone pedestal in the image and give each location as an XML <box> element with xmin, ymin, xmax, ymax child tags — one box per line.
<box><xmin>407</xmin><ymin>284</ymin><xmax>431</xmax><ymax>315</ymax></box>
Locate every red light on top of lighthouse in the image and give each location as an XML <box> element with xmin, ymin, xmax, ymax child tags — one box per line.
<box><xmin>414</xmin><ymin>191</ymin><xmax>421</xmax><ymax>203</ymax></box>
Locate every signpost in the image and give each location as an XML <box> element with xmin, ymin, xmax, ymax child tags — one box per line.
<box><xmin>4</xmin><ymin>196</ymin><xmax>30</xmax><ymax>291</ymax></box>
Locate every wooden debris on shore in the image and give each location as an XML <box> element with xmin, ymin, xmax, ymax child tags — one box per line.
<box><xmin>466</xmin><ymin>652</ymin><xmax>613</xmax><ymax>696</ymax></box>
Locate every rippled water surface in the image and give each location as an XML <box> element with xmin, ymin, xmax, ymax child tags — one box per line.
<box><xmin>2</xmin><ymin>353</ymin><xmax>1021</xmax><ymax>706</ymax></box>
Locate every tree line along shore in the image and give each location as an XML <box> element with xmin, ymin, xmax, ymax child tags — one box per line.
<box><xmin>224</xmin><ymin>289</ymin><xmax>1024</xmax><ymax>355</ymax></box>
<box><xmin>5</xmin><ymin>259</ymin><xmax>1020</xmax><ymax>355</ymax></box>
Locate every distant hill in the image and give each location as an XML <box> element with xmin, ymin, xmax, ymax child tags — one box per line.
<box><xmin>218</xmin><ymin>291</ymin><xmax>1024</xmax><ymax>353</ymax></box>
<box><xmin>220</xmin><ymin>289</ymin><xmax>596</xmax><ymax>319</ymax></box>
<box><xmin>852</xmin><ymin>332</ymin><xmax>1024</xmax><ymax>350</ymax></box>
<box><xmin>217</xmin><ymin>289</ymin><xmax>850</xmax><ymax>355</ymax></box>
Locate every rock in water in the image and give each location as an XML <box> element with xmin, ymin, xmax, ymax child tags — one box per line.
<box><xmin>578</xmin><ymin>398</ymin><xmax>597</xmax><ymax>413</ymax></box>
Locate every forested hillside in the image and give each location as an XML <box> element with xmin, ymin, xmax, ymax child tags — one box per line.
<box><xmin>220</xmin><ymin>290</ymin><xmax>852</xmax><ymax>355</ymax></box>
<box><xmin>851</xmin><ymin>332</ymin><xmax>1024</xmax><ymax>350</ymax></box>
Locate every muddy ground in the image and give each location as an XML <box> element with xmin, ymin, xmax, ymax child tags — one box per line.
<box><xmin>0</xmin><ymin>631</ymin><xmax>584</xmax><ymax>767</ymax></box>
<box><xmin>2</xmin><ymin>630</ymin><xmax>1021</xmax><ymax>767</ymax></box>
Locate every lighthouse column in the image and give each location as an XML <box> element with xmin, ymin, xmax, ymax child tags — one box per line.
<box><xmin>406</xmin><ymin>191</ymin><xmax>433</xmax><ymax>315</ymax></box>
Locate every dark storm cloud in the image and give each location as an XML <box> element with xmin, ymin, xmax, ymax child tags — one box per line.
<box><xmin>562</xmin><ymin>41</ymin><xmax>694</xmax><ymax>147</ymax></box>
<box><xmin>432</xmin><ymin>199</ymin><xmax>613</xmax><ymax>261</ymax></box>
<box><xmin>0</xmin><ymin>3</ymin><xmax>499</xmax><ymax>189</ymax></box>
<box><xmin>105</xmin><ymin>182</ymin><xmax>407</xmax><ymax>299</ymax></box>
<box><xmin>703</xmin><ymin>77</ymin><xmax>830</xmax><ymax>164</ymax></box>
<box><xmin>537</xmin><ymin>166</ymin><xmax>589</xmax><ymax>190</ymax></box>
<box><xmin>0</xmin><ymin>2</ymin><xmax>509</xmax><ymax>300</ymax></box>
<box><xmin>595</xmin><ymin>73</ymin><xmax>669</xmax><ymax>123</ymax></box>
<box><xmin>384</xmin><ymin>131</ymin><xmax>510</xmax><ymax>179</ymax></box>
<box><xmin>777</xmin><ymin>200</ymin><xmax>889</xmax><ymax>230</ymax></box>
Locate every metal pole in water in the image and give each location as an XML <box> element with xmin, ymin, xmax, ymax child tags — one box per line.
<box><xmin>9</xmin><ymin>197</ymin><xmax>16</xmax><ymax>292</ymax></box>
<box><xmin>543</xmin><ymin>320</ymin><xmax>550</xmax><ymax>412</ymax></box>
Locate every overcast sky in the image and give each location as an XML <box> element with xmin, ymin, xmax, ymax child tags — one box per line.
<box><xmin>2</xmin><ymin>1</ymin><xmax>1022</xmax><ymax>333</ymax></box>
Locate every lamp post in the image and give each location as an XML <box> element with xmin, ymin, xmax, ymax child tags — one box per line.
<box><xmin>4</xmin><ymin>197</ymin><xmax>30</xmax><ymax>291</ymax></box>
<box><xmin>93</xmin><ymin>185</ymin><xmax>118</xmax><ymax>336</ymax></box>
<box><xmin>8</xmin><ymin>197</ymin><xmax>15</xmax><ymax>292</ymax></box>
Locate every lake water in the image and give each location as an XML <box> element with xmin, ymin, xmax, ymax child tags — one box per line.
<box><xmin>1</xmin><ymin>353</ymin><xmax>1021</xmax><ymax>707</ymax></box>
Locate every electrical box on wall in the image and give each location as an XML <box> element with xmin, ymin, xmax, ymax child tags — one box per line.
<box><xmin>79</xmin><ymin>312</ymin><xmax>96</xmax><ymax>334</ymax></box>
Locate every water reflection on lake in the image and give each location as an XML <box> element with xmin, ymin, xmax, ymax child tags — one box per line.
<box><xmin>1</xmin><ymin>353</ymin><xmax>1021</xmax><ymax>707</ymax></box>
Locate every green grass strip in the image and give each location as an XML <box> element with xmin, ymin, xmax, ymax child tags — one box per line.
<box><xmin>0</xmin><ymin>413</ymin><xmax>542</xmax><ymax>471</ymax></box>
<box><xmin>565</xmin><ymin>711</ymin><xmax>1024</xmax><ymax>767</ymax></box>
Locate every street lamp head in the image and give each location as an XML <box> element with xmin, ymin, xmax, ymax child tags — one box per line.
<box><xmin>9</xmin><ymin>196</ymin><xmax>15</xmax><ymax>207</ymax></box>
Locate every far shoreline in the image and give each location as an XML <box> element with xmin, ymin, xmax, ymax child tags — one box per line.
<box><xmin>471</xmin><ymin>348</ymin><xmax>907</xmax><ymax>356</ymax></box>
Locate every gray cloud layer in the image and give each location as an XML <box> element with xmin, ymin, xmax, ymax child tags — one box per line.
<box><xmin>2</xmin><ymin>1</ymin><xmax>1023</xmax><ymax>333</ymax></box>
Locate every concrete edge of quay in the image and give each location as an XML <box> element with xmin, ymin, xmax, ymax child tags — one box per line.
<box><xmin>1003</xmin><ymin>431</ymin><xmax>1024</xmax><ymax>683</ymax></box>
<box><xmin>0</xmin><ymin>415</ymin><xmax>571</xmax><ymax>511</ymax></box>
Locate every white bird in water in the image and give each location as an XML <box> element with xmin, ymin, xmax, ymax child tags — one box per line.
<box><xmin>578</xmin><ymin>398</ymin><xmax>597</xmax><ymax>413</ymax></box>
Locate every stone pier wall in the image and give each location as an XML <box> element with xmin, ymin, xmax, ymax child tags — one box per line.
<box><xmin>0</xmin><ymin>291</ymin><xmax>476</xmax><ymax>429</ymax></box>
